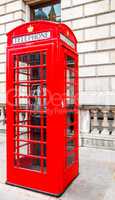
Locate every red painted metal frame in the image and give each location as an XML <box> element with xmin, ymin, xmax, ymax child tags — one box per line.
<box><xmin>6</xmin><ymin>20</ymin><xmax>79</xmax><ymax>196</ymax></box>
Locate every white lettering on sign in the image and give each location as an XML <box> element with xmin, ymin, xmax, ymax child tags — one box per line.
<box><xmin>60</xmin><ymin>33</ymin><xmax>75</xmax><ymax>49</ymax></box>
<box><xmin>13</xmin><ymin>31</ymin><xmax>51</xmax><ymax>44</ymax></box>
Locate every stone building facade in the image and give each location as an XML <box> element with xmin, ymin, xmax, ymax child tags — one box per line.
<box><xmin>0</xmin><ymin>0</ymin><xmax>115</xmax><ymax>149</ymax></box>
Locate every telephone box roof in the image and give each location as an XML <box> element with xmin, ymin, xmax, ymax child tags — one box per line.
<box><xmin>7</xmin><ymin>20</ymin><xmax>77</xmax><ymax>48</ymax></box>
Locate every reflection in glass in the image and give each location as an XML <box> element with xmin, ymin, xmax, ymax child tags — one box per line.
<box><xmin>67</xmin><ymin>152</ymin><xmax>75</xmax><ymax>166</ymax></box>
<box><xmin>43</xmin><ymin>129</ymin><xmax>46</xmax><ymax>141</ymax></box>
<box><xmin>17</xmin><ymin>157</ymin><xmax>41</xmax><ymax>172</ymax></box>
<box><xmin>67</xmin><ymin>112</ymin><xmax>74</xmax><ymax>124</ymax></box>
<box><xmin>66</xmin><ymin>56</ymin><xmax>75</xmax><ymax>66</ymax></box>
<box><xmin>67</xmin><ymin>69</ymin><xmax>74</xmax><ymax>83</ymax></box>
<box><xmin>67</xmin><ymin>140</ymin><xmax>75</xmax><ymax>152</ymax></box>
<box><xmin>43</xmin><ymin>52</ymin><xmax>46</xmax><ymax>65</ymax></box>
<box><xmin>66</xmin><ymin>98</ymin><xmax>74</xmax><ymax>109</ymax></box>
<box><xmin>67</xmin><ymin>126</ymin><xmax>74</xmax><ymax>137</ymax></box>
<box><xmin>31</xmin><ymin>85</ymin><xmax>46</xmax><ymax>111</ymax></box>
<box><xmin>66</xmin><ymin>84</ymin><xmax>74</xmax><ymax>97</ymax></box>
<box><xmin>18</xmin><ymin>53</ymin><xmax>41</xmax><ymax>67</ymax></box>
<box><xmin>34</xmin><ymin>8</ymin><xmax>47</xmax><ymax>20</ymax></box>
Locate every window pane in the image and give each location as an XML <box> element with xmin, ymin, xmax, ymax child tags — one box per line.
<box><xmin>31</xmin><ymin>1</ymin><xmax>61</xmax><ymax>22</ymax></box>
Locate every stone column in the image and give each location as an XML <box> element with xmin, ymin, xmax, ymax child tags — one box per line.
<box><xmin>0</xmin><ymin>106</ymin><xmax>6</xmax><ymax>132</ymax></box>
<box><xmin>112</xmin><ymin>110</ymin><xmax>115</xmax><ymax>136</ymax></box>
<box><xmin>91</xmin><ymin>109</ymin><xmax>99</xmax><ymax>135</ymax></box>
<box><xmin>79</xmin><ymin>109</ymin><xmax>90</xmax><ymax>147</ymax></box>
<box><xmin>80</xmin><ymin>109</ymin><xmax>90</xmax><ymax>134</ymax></box>
<box><xmin>101</xmin><ymin>109</ymin><xmax>109</xmax><ymax>135</ymax></box>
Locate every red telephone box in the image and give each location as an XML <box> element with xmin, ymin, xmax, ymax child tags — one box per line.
<box><xmin>6</xmin><ymin>20</ymin><xmax>79</xmax><ymax>196</ymax></box>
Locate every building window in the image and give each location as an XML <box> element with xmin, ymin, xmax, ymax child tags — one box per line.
<box><xmin>30</xmin><ymin>0</ymin><xmax>61</xmax><ymax>22</ymax></box>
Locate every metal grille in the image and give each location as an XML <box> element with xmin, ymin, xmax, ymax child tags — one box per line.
<box><xmin>14</xmin><ymin>52</ymin><xmax>47</xmax><ymax>173</ymax></box>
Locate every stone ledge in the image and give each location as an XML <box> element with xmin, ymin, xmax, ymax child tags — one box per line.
<box><xmin>24</xmin><ymin>0</ymin><xmax>50</xmax><ymax>5</ymax></box>
<box><xmin>80</xmin><ymin>133</ymin><xmax>115</xmax><ymax>140</ymax></box>
<box><xmin>80</xmin><ymin>135</ymin><xmax>115</xmax><ymax>150</ymax></box>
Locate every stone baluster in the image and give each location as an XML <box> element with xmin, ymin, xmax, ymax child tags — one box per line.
<box><xmin>79</xmin><ymin>109</ymin><xmax>90</xmax><ymax>147</ymax></box>
<box><xmin>90</xmin><ymin>109</ymin><xmax>99</xmax><ymax>135</ymax></box>
<box><xmin>108</xmin><ymin>111</ymin><xmax>113</xmax><ymax>134</ymax></box>
<box><xmin>0</xmin><ymin>106</ymin><xmax>6</xmax><ymax>130</ymax></box>
<box><xmin>3</xmin><ymin>106</ymin><xmax>6</xmax><ymax>125</ymax></box>
<box><xmin>97</xmin><ymin>110</ymin><xmax>103</xmax><ymax>133</ymax></box>
<box><xmin>80</xmin><ymin>109</ymin><xmax>90</xmax><ymax>135</ymax></box>
<box><xmin>101</xmin><ymin>109</ymin><xmax>109</xmax><ymax>136</ymax></box>
<box><xmin>0</xmin><ymin>107</ymin><xmax>4</xmax><ymax>124</ymax></box>
<box><xmin>112</xmin><ymin>110</ymin><xmax>115</xmax><ymax>136</ymax></box>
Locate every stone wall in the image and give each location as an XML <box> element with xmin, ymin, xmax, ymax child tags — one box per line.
<box><xmin>0</xmin><ymin>0</ymin><xmax>30</xmax><ymax>132</ymax></box>
<box><xmin>0</xmin><ymin>0</ymin><xmax>115</xmax><ymax>150</ymax></box>
<box><xmin>0</xmin><ymin>0</ymin><xmax>30</xmax><ymax>107</ymax></box>
<box><xmin>61</xmin><ymin>0</ymin><xmax>115</xmax><ymax>149</ymax></box>
<box><xmin>61</xmin><ymin>0</ymin><xmax>115</xmax><ymax>106</ymax></box>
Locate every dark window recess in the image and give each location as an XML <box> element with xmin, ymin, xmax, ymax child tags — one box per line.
<box><xmin>30</xmin><ymin>0</ymin><xmax>61</xmax><ymax>22</ymax></box>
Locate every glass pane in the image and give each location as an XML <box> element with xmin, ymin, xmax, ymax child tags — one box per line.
<box><xmin>34</xmin><ymin>8</ymin><xmax>48</xmax><ymax>20</ymax></box>
<box><xmin>43</xmin><ymin>159</ymin><xmax>47</xmax><ymax>172</ymax></box>
<box><xmin>18</xmin><ymin>53</ymin><xmax>41</xmax><ymax>67</ymax></box>
<box><xmin>31</xmin><ymin>114</ymin><xmax>41</xmax><ymax>126</ymax></box>
<box><xmin>43</xmin><ymin>129</ymin><xmax>46</xmax><ymax>141</ymax></box>
<box><xmin>31</xmin><ymin>68</ymin><xmax>41</xmax><ymax>80</ymax></box>
<box><xmin>15</xmin><ymin>157</ymin><xmax>41</xmax><ymax>172</ymax></box>
<box><xmin>67</xmin><ymin>139</ymin><xmax>75</xmax><ymax>152</ymax></box>
<box><xmin>54</xmin><ymin>3</ymin><xmax>61</xmax><ymax>22</ymax></box>
<box><xmin>66</xmin><ymin>56</ymin><xmax>75</xmax><ymax>66</ymax></box>
<box><xmin>43</xmin><ymin>52</ymin><xmax>46</xmax><ymax>65</ymax></box>
<box><xmin>67</xmin><ymin>69</ymin><xmax>74</xmax><ymax>83</ymax></box>
<box><xmin>43</xmin><ymin>144</ymin><xmax>47</xmax><ymax>156</ymax></box>
<box><xmin>67</xmin><ymin>112</ymin><xmax>74</xmax><ymax>124</ymax></box>
<box><xmin>67</xmin><ymin>126</ymin><xmax>75</xmax><ymax>137</ymax></box>
<box><xmin>67</xmin><ymin>152</ymin><xmax>75</xmax><ymax>166</ymax></box>
<box><xmin>66</xmin><ymin>98</ymin><xmax>75</xmax><ymax>109</ymax></box>
<box><xmin>19</xmin><ymin>55</ymin><xmax>28</xmax><ymax>67</ymax></box>
<box><xmin>66</xmin><ymin>84</ymin><xmax>74</xmax><ymax>97</ymax></box>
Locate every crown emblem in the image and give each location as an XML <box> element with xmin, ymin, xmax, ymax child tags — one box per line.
<box><xmin>27</xmin><ymin>25</ymin><xmax>34</xmax><ymax>33</ymax></box>
<box><xmin>67</xmin><ymin>31</ymin><xmax>69</xmax><ymax>37</ymax></box>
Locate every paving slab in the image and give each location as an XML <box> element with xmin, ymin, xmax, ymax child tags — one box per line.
<box><xmin>0</xmin><ymin>134</ymin><xmax>115</xmax><ymax>200</ymax></box>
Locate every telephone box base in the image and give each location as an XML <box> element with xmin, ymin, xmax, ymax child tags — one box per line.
<box><xmin>6</xmin><ymin>174</ymin><xmax>79</xmax><ymax>197</ymax></box>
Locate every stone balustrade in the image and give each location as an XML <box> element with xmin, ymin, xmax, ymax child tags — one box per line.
<box><xmin>80</xmin><ymin>106</ymin><xmax>115</xmax><ymax>150</ymax></box>
<box><xmin>0</xmin><ymin>104</ymin><xmax>115</xmax><ymax>150</ymax></box>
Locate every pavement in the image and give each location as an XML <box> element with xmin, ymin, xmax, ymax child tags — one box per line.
<box><xmin>0</xmin><ymin>134</ymin><xmax>115</xmax><ymax>200</ymax></box>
